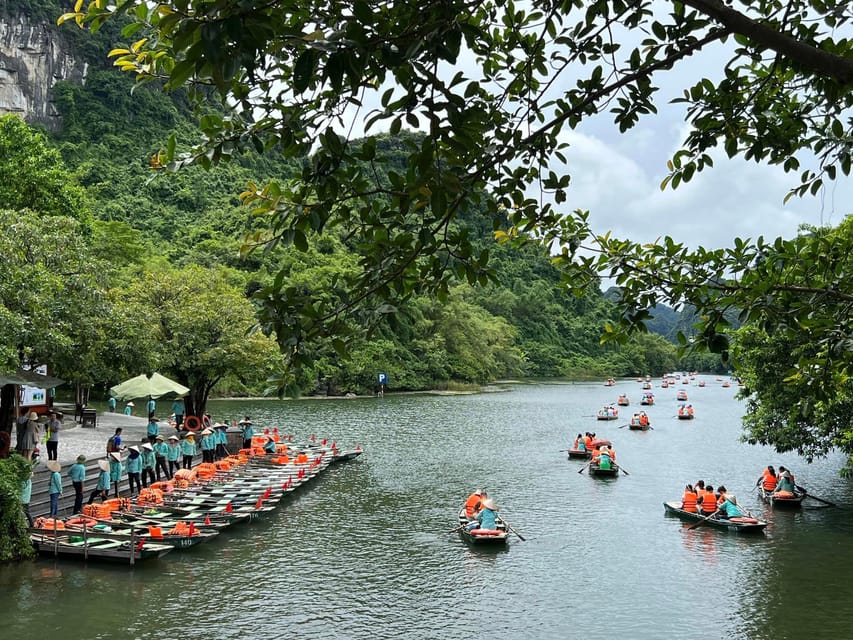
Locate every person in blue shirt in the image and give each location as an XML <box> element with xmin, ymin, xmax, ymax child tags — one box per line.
<box><xmin>47</xmin><ymin>460</ymin><xmax>63</xmax><ymax>516</ymax></box>
<box><xmin>716</xmin><ymin>494</ymin><xmax>745</xmax><ymax>519</ymax></box>
<box><xmin>21</xmin><ymin>466</ymin><xmax>34</xmax><ymax>526</ymax></box>
<box><xmin>147</xmin><ymin>396</ymin><xmax>156</xmax><ymax>417</ymax></box>
<box><xmin>181</xmin><ymin>434</ymin><xmax>197</xmax><ymax>469</ymax></box>
<box><xmin>140</xmin><ymin>443</ymin><xmax>157</xmax><ymax>488</ymax></box>
<box><xmin>171</xmin><ymin>397</ymin><xmax>185</xmax><ymax>429</ymax></box>
<box><xmin>68</xmin><ymin>454</ymin><xmax>87</xmax><ymax>514</ymax></box>
<box><xmin>239</xmin><ymin>417</ymin><xmax>254</xmax><ymax>450</ymax></box>
<box><xmin>477</xmin><ymin>498</ymin><xmax>500</xmax><ymax>530</ymax></box>
<box><xmin>166</xmin><ymin>435</ymin><xmax>182</xmax><ymax>476</ymax></box>
<box><xmin>214</xmin><ymin>423</ymin><xmax>229</xmax><ymax>460</ymax></box>
<box><xmin>108</xmin><ymin>452</ymin><xmax>124</xmax><ymax>497</ymax></box>
<box><xmin>147</xmin><ymin>416</ymin><xmax>160</xmax><ymax>443</ymax></box>
<box><xmin>153</xmin><ymin>435</ymin><xmax>171</xmax><ymax>480</ymax></box>
<box><xmin>126</xmin><ymin>446</ymin><xmax>143</xmax><ymax>495</ymax></box>
<box><xmin>263</xmin><ymin>435</ymin><xmax>277</xmax><ymax>454</ymax></box>
<box><xmin>107</xmin><ymin>396</ymin><xmax>117</xmax><ymax>412</ymax></box>
<box><xmin>200</xmin><ymin>428</ymin><xmax>215</xmax><ymax>463</ymax></box>
<box><xmin>124</xmin><ymin>401</ymin><xmax>134</xmax><ymax>416</ymax></box>
<box><xmin>88</xmin><ymin>459</ymin><xmax>112</xmax><ymax>504</ymax></box>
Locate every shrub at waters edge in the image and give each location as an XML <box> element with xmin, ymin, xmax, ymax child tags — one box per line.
<box><xmin>0</xmin><ymin>455</ymin><xmax>36</xmax><ymax>562</ymax></box>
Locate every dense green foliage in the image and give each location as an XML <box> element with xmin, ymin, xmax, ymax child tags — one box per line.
<box><xmin>0</xmin><ymin>455</ymin><xmax>35</xmax><ymax>562</ymax></box>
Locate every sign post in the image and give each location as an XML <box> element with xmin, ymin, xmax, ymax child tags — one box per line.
<box><xmin>377</xmin><ymin>372</ymin><xmax>387</xmax><ymax>397</ymax></box>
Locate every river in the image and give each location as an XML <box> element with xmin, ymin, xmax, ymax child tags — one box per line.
<box><xmin>2</xmin><ymin>377</ymin><xmax>852</xmax><ymax>639</ymax></box>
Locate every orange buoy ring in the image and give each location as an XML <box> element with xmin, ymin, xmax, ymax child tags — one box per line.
<box><xmin>202</xmin><ymin>414</ymin><xmax>212</xmax><ymax>429</ymax></box>
<box><xmin>185</xmin><ymin>416</ymin><xmax>201</xmax><ymax>432</ymax></box>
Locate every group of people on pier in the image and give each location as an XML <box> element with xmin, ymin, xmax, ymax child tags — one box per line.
<box><xmin>680</xmin><ymin>481</ymin><xmax>744</xmax><ymax>519</ymax></box>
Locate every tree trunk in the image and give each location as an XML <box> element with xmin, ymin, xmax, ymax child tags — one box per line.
<box><xmin>0</xmin><ymin>384</ymin><xmax>15</xmax><ymax>436</ymax></box>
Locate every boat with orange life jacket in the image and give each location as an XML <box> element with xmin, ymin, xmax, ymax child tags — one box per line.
<box><xmin>567</xmin><ymin>438</ymin><xmax>611</xmax><ymax>460</ymax></box>
<box><xmin>617</xmin><ymin>394</ymin><xmax>630</xmax><ymax>406</ymax></box>
<box><xmin>677</xmin><ymin>404</ymin><xmax>695</xmax><ymax>420</ymax></box>
<box><xmin>587</xmin><ymin>461</ymin><xmax>620</xmax><ymax>477</ymax></box>
<box><xmin>597</xmin><ymin>405</ymin><xmax>619</xmax><ymax>420</ymax></box>
<box><xmin>663</xmin><ymin>501</ymin><xmax>767</xmax><ymax>533</ymax></box>
<box><xmin>456</xmin><ymin>504</ymin><xmax>509</xmax><ymax>546</ymax></box>
<box><xmin>759</xmin><ymin>487</ymin><xmax>806</xmax><ymax>508</ymax></box>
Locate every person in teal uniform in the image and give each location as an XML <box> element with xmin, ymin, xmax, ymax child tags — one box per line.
<box><xmin>263</xmin><ymin>435</ymin><xmax>277</xmax><ymax>454</ymax></box>
<box><xmin>109</xmin><ymin>451</ymin><xmax>124</xmax><ymax>497</ymax></box>
<box><xmin>171</xmin><ymin>397</ymin><xmax>185</xmax><ymax>429</ymax></box>
<box><xmin>21</xmin><ymin>465</ymin><xmax>34</xmax><ymax>526</ymax></box>
<box><xmin>107</xmin><ymin>396</ymin><xmax>117</xmax><ymax>412</ymax></box>
<box><xmin>153</xmin><ymin>435</ymin><xmax>171</xmax><ymax>480</ymax></box>
<box><xmin>716</xmin><ymin>494</ymin><xmax>745</xmax><ymax>519</ymax></box>
<box><xmin>200</xmin><ymin>428</ymin><xmax>215</xmax><ymax>463</ymax></box>
<box><xmin>47</xmin><ymin>460</ymin><xmax>63</xmax><ymax>516</ymax></box>
<box><xmin>214</xmin><ymin>423</ymin><xmax>228</xmax><ymax>460</ymax></box>
<box><xmin>147</xmin><ymin>416</ymin><xmax>160</xmax><ymax>443</ymax></box>
<box><xmin>476</xmin><ymin>498</ymin><xmax>499</xmax><ymax>530</ymax></box>
<box><xmin>239</xmin><ymin>417</ymin><xmax>254</xmax><ymax>450</ymax></box>
<box><xmin>147</xmin><ymin>396</ymin><xmax>156</xmax><ymax>417</ymax></box>
<box><xmin>124</xmin><ymin>401</ymin><xmax>134</xmax><ymax>416</ymax></box>
<box><xmin>88</xmin><ymin>459</ymin><xmax>112</xmax><ymax>504</ymax></box>
<box><xmin>775</xmin><ymin>467</ymin><xmax>796</xmax><ymax>493</ymax></box>
<box><xmin>69</xmin><ymin>454</ymin><xmax>87</xmax><ymax>514</ymax></box>
<box><xmin>140</xmin><ymin>442</ymin><xmax>157</xmax><ymax>487</ymax></box>
<box><xmin>166</xmin><ymin>435</ymin><xmax>182</xmax><ymax>476</ymax></box>
<box><xmin>126</xmin><ymin>446</ymin><xmax>142</xmax><ymax>495</ymax></box>
<box><xmin>181</xmin><ymin>433</ymin><xmax>197</xmax><ymax>469</ymax></box>
<box><xmin>598</xmin><ymin>445</ymin><xmax>613</xmax><ymax>470</ymax></box>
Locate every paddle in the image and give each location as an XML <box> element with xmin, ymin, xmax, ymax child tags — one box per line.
<box><xmin>617</xmin><ymin>424</ymin><xmax>629</xmax><ymax>429</ymax></box>
<box><xmin>577</xmin><ymin>461</ymin><xmax>591</xmax><ymax>474</ymax></box>
<box><xmin>503</xmin><ymin>521</ymin><xmax>526</xmax><ymax>541</ymax></box>
<box><xmin>448</xmin><ymin>523</ymin><xmax>467</xmax><ymax>534</ymax></box>
<box><xmin>796</xmin><ymin>485</ymin><xmax>838</xmax><ymax>507</ymax></box>
<box><xmin>687</xmin><ymin>509</ymin><xmax>720</xmax><ymax>530</ymax></box>
<box><xmin>617</xmin><ymin>465</ymin><xmax>630</xmax><ymax>476</ymax></box>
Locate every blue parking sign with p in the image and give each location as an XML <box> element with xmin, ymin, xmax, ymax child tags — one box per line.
<box><xmin>378</xmin><ymin>372</ymin><xmax>387</xmax><ymax>385</ymax></box>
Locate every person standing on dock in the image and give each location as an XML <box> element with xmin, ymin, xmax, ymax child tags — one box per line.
<box><xmin>200</xmin><ymin>428</ymin><xmax>215</xmax><ymax>463</ymax></box>
<box><xmin>147</xmin><ymin>416</ymin><xmax>160</xmax><ymax>443</ymax></box>
<box><xmin>69</xmin><ymin>454</ymin><xmax>87</xmax><ymax>514</ymax></box>
<box><xmin>20</xmin><ymin>412</ymin><xmax>40</xmax><ymax>462</ymax></box>
<box><xmin>171</xmin><ymin>397</ymin><xmax>185</xmax><ymax>429</ymax></box>
<box><xmin>108</xmin><ymin>396</ymin><xmax>116</xmax><ymax>413</ymax></box>
<box><xmin>109</xmin><ymin>451</ymin><xmax>124</xmax><ymax>497</ymax></box>
<box><xmin>140</xmin><ymin>442</ymin><xmax>157</xmax><ymax>487</ymax></box>
<box><xmin>166</xmin><ymin>435</ymin><xmax>182</xmax><ymax>476</ymax></box>
<box><xmin>181</xmin><ymin>433</ymin><xmax>197</xmax><ymax>469</ymax></box>
<box><xmin>47</xmin><ymin>460</ymin><xmax>63</xmax><ymax>517</ymax></box>
<box><xmin>214</xmin><ymin>423</ymin><xmax>229</xmax><ymax>460</ymax></box>
<box><xmin>21</xmin><ymin>465</ymin><xmax>34</xmax><ymax>526</ymax></box>
<box><xmin>45</xmin><ymin>412</ymin><xmax>62</xmax><ymax>461</ymax></box>
<box><xmin>124</xmin><ymin>401</ymin><xmax>134</xmax><ymax>416</ymax></box>
<box><xmin>153</xmin><ymin>435</ymin><xmax>170</xmax><ymax>480</ymax></box>
<box><xmin>147</xmin><ymin>396</ymin><xmax>156</xmax><ymax>418</ymax></box>
<box><xmin>15</xmin><ymin>408</ymin><xmax>29</xmax><ymax>455</ymax></box>
<box><xmin>239</xmin><ymin>417</ymin><xmax>254</xmax><ymax>450</ymax></box>
<box><xmin>126</xmin><ymin>446</ymin><xmax>143</xmax><ymax>495</ymax></box>
<box><xmin>88</xmin><ymin>460</ymin><xmax>111</xmax><ymax>504</ymax></box>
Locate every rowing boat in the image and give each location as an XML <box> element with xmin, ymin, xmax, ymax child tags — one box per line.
<box><xmin>663</xmin><ymin>501</ymin><xmax>767</xmax><ymax>533</ymax></box>
<box><xmin>587</xmin><ymin>462</ymin><xmax>619</xmax><ymax>477</ymax></box>
<box><xmin>456</xmin><ymin>506</ymin><xmax>509</xmax><ymax>546</ymax></box>
<box><xmin>759</xmin><ymin>488</ymin><xmax>806</xmax><ymax>508</ymax></box>
<box><xmin>29</xmin><ymin>531</ymin><xmax>174</xmax><ymax>563</ymax></box>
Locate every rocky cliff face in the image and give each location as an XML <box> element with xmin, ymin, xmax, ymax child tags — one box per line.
<box><xmin>0</xmin><ymin>12</ymin><xmax>87</xmax><ymax>129</ymax></box>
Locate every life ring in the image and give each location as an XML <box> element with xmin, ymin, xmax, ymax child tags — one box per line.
<box><xmin>201</xmin><ymin>414</ymin><xmax>212</xmax><ymax>429</ymax></box>
<box><xmin>185</xmin><ymin>416</ymin><xmax>201</xmax><ymax>432</ymax></box>
<box><xmin>66</xmin><ymin>516</ymin><xmax>98</xmax><ymax>528</ymax></box>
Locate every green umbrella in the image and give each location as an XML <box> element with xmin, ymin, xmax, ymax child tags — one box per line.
<box><xmin>109</xmin><ymin>372</ymin><xmax>189</xmax><ymax>401</ymax></box>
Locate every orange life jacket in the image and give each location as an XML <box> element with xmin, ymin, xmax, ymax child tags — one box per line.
<box><xmin>583</xmin><ymin>436</ymin><xmax>592</xmax><ymax>449</ymax></box>
<box><xmin>681</xmin><ymin>491</ymin><xmax>698</xmax><ymax>512</ymax></box>
<box><xmin>762</xmin><ymin>470</ymin><xmax>777</xmax><ymax>491</ymax></box>
<box><xmin>592</xmin><ymin>449</ymin><xmax>601</xmax><ymax>462</ymax></box>
<box><xmin>700</xmin><ymin>490</ymin><xmax>718</xmax><ymax>513</ymax></box>
<box><xmin>572</xmin><ymin>438</ymin><xmax>579</xmax><ymax>449</ymax></box>
<box><xmin>464</xmin><ymin>494</ymin><xmax>482</xmax><ymax>518</ymax></box>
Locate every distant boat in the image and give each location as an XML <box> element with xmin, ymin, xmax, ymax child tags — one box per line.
<box><xmin>604</xmin><ymin>378</ymin><xmax>616</xmax><ymax>386</ymax></box>
<box><xmin>676</xmin><ymin>390</ymin><xmax>688</xmax><ymax>401</ymax></box>
<box><xmin>596</xmin><ymin>405</ymin><xmax>619</xmax><ymax>420</ymax></box>
<box><xmin>677</xmin><ymin>405</ymin><xmax>695</xmax><ymax>420</ymax></box>
<box><xmin>617</xmin><ymin>394</ymin><xmax>630</xmax><ymax>406</ymax></box>
<box><xmin>640</xmin><ymin>393</ymin><xmax>655</xmax><ymax>406</ymax></box>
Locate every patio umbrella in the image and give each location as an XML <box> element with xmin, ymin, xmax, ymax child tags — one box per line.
<box><xmin>110</xmin><ymin>372</ymin><xmax>189</xmax><ymax>401</ymax></box>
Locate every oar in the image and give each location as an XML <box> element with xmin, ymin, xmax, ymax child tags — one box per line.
<box><xmin>577</xmin><ymin>461</ymin><xmax>591</xmax><ymax>474</ymax></box>
<box><xmin>797</xmin><ymin>485</ymin><xmax>839</xmax><ymax>507</ymax></box>
<box><xmin>617</xmin><ymin>465</ymin><xmax>630</xmax><ymax>476</ymax></box>
<box><xmin>617</xmin><ymin>424</ymin><xmax>629</xmax><ymax>429</ymax></box>
<box><xmin>448</xmin><ymin>523</ymin><xmax>467</xmax><ymax>534</ymax></box>
<box><xmin>687</xmin><ymin>509</ymin><xmax>720</xmax><ymax>530</ymax></box>
<box><xmin>503</xmin><ymin>521</ymin><xmax>526</xmax><ymax>541</ymax></box>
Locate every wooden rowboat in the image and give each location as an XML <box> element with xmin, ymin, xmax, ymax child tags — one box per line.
<box><xmin>587</xmin><ymin>462</ymin><xmax>619</xmax><ymax>477</ymax></box>
<box><xmin>456</xmin><ymin>506</ymin><xmax>509</xmax><ymax>546</ymax></box>
<box><xmin>759</xmin><ymin>488</ymin><xmax>806</xmax><ymax>508</ymax></box>
<box><xmin>29</xmin><ymin>531</ymin><xmax>174</xmax><ymax>563</ymax></box>
<box><xmin>567</xmin><ymin>449</ymin><xmax>590</xmax><ymax>460</ymax></box>
<box><xmin>663</xmin><ymin>501</ymin><xmax>767</xmax><ymax>533</ymax></box>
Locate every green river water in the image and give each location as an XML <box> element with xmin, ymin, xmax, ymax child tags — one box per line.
<box><xmin>2</xmin><ymin>377</ymin><xmax>852</xmax><ymax>639</ymax></box>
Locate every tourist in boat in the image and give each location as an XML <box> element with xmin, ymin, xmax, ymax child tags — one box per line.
<box><xmin>638</xmin><ymin>412</ymin><xmax>649</xmax><ymax>427</ymax></box>
<box><xmin>68</xmin><ymin>454</ymin><xmax>87</xmax><ymax>514</ymax></box>
<box><xmin>716</xmin><ymin>494</ymin><xmax>744</xmax><ymax>519</ymax></box>
<box><xmin>126</xmin><ymin>446</ymin><xmax>143</xmax><ymax>496</ymax></box>
<box><xmin>697</xmin><ymin>485</ymin><xmax>718</xmax><ymax>515</ymax></box>
<box><xmin>263</xmin><ymin>435</ymin><xmax>277</xmax><ymax>454</ymax></box>
<box><xmin>775</xmin><ymin>467</ymin><xmax>796</xmax><ymax>494</ymax></box>
<box><xmin>756</xmin><ymin>465</ymin><xmax>777</xmax><ymax>492</ymax></box>
<box><xmin>181</xmin><ymin>433</ymin><xmax>197</xmax><ymax>469</ymax></box>
<box><xmin>476</xmin><ymin>498</ymin><xmax>499</xmax><ymax>530</ymax></box>
<box><xmin>47</xmin><ymin>460</ymin><xmax>63</xmax><ymax>517</ymax></box>
<box><xmin>140</xmin><ymin>443</ymin><xmax>157</xmax><ymax>488</ymax></box>
<box><xmin>166</xmin><ymin>435</ymin><xmax>182</xmax><ymax>476</ymax></box>
<box><xmin>88</xmin><ymin>460</ymin><xmax>111</xmax><ymax>505</ymax></box>
<box><xmin>681</xmin><ymin>484</ymin><xmax>698</xmax><ymax>512</ymax></box>
<box><xmin>153</xmin><ymin>435</ymin><xmax>170</xmax><ymax>480</ymax></box>
<box><xmin>583</xmin><ymin>432</ymin><xmax>593</xmax><ymax>450</ymax></box>
<box><xmin>108</xmin><ymin>451</ymin><xmax>124</xmax><ymax>498</ymax></box>
<box><xmin>572</xmin><ymin>433</ymin><xmax>585</xmax><ymax>452</ymax></box>
<box><xmin>716</xmin><ymin>485</ymin><xmax>729</xmax><ymax>505</ymax></box>
<box><xmin>464</xmin><ymin>489</ymin><xmax>485</xmax><ymax>518</ymax></box>
<box><xmin>239</xmin><ymin>417</ymin><xmax>254</xmax><ymax>449</ymax></box>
